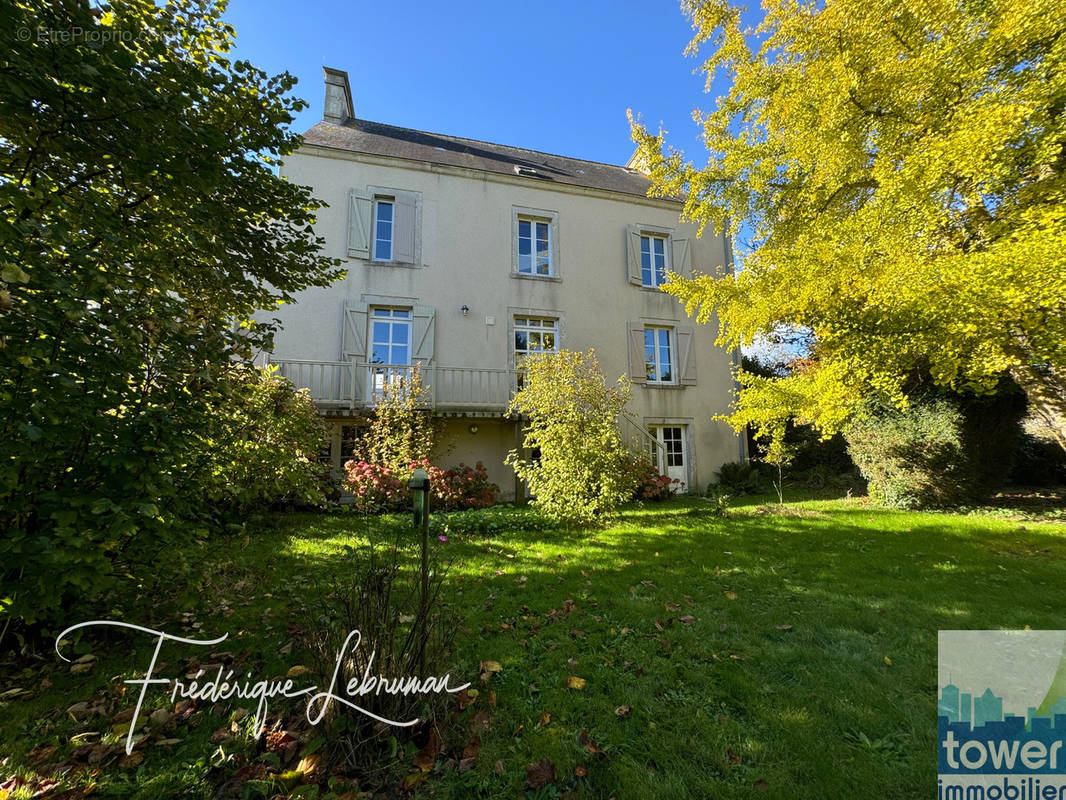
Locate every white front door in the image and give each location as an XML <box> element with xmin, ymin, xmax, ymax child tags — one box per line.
<box><xmin>651</xmin><ymin>425</ymin><xmax>688</xmax><ymax>492</ymax></box>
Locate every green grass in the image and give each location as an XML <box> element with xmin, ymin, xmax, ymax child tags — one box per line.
<box><xmin>2</xmin><ymin>493</ymin><xmax>1066</xmax><ymax>799</ymax></box>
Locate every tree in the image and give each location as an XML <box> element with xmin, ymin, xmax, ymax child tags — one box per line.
<box><xmin>629</xmin><ymin>0</ymin><xmax>1066</xmax><ymax>453</ymax></box>
<box><xmin>0</xmin><ymin>0</ymin><xmax>342</xmax><ymax>627</ymax></box>
<box><xmin>506</xmin><ymin>350</ymin><xmax>636</xmax><ymax>524</ymax></box>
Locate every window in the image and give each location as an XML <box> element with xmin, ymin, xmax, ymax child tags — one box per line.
<box><xmin>369</xmin><ymin>307</ymin><xmax>411</xmax><ymax>397</ymax></box>
<box><xmin>514</xmin><ymin>317</ymin><xmax>558</xmax><ymax>360</ymax></box>
<box><xmin>512</xmin><ymin>207</ymin><xmax>559</xmax><ymax>279</ymax></box>
<box><xmin>517</xmin><ymin>218</ymin><xmax>551</xmax><ymax>276</ymax></box>
<box><xmin>514</xmin><ymin>316</ymin><xmax>558</xmax><ymax>389</ymax></box>
<box><xmin>372</xmin><ymin>199</ymin><xmax>394</xmax><ymax>261</ymax></box>
<box><xmin>626</xmin><ymin>224</ymin><xmax>690</xmax><ymax>287</ymax></box>
<box><xmin>640</xmin><ymin>234</ymin><xmax>669</xmax><ymax>287</ymax></box>
<box><xmin>347</xmin><ymin>187</ymin><xmax>421</xmax><ymax>264</ymax></box>
<box><xmin>644</xmin><ymin>326</ymin><xmax>673</xmax><ymax>384</ymax></box>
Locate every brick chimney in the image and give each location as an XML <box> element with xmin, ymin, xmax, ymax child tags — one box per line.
<box><xmin>323</xmin><ymin>67</ymin><xmax>353</xmax><ymax>124</ymax></box>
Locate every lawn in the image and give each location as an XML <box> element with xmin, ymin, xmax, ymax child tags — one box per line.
<box><xmin>2</xmin><ymin>493</ymin><xmax>1066</xmax><ymax>799</ymax></box>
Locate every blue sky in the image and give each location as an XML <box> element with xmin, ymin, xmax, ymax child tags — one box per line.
<box><xmin>222</xmin><ymin>0</ymin><xmax>731</xmax><ymax>169</ymax></box>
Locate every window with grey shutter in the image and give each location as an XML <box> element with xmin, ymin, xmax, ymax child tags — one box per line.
<box><xmin>347</xmin><ymin>190</ymin><xmax>371</xmax><ymax>259</ymax></box>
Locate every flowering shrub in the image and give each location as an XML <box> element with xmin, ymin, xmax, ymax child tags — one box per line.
<box><xmin>344</xmin><ymin>459</ymin><xmax>499</xmax><ymax>514</ymax></box>
<box><xmin>421</xmin><ymin>459</ymin><xmax>499</xmax><ymax>511</ymax></box>
<box><xmin>622</xmin><ymin>452</ymin><xmax>681</xmax><ymax>501</ymax></box>
<box><xmin>343</xmin><ymin>461</ymin><xmax>410</xmax><ymax>514</ymax></box>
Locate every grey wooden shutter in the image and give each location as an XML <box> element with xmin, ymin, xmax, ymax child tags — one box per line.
<box><xmin>393</xmin><ymin>192</ymin><xmax>418</xmax><ymax>264</ymax></box>
<box><xmin>342</xmin><ymin>302</ymin><xmax>368</xmax><ymax>361</ymax></box>
<box><xmin>343</xmin><ymin>302</ymin><xmax>368</xmax><ymax>404</ymax></box>
<box><xmin>628</xmin><ymin>322</ymin><xmax>647</xmax><ymax>384</ymax></box>
<box><xmin>626</xmin><ymin>225</ymin><xmax>643</xmax><ymax>285</ymax></box>
<box><xmin>677</xmin><ymin>326</ymin><xmax>697</xmax><ymax>386</ymax></box>
<box><xmin>671</xmin><ymin>236</ymin><xmax>692</xmax><ymax>278</ymax></box>
<box><xmin>412</xmin><ymin>305</ymin><xmax>435</xmax><ymax>364</ymax></box>
<box><xmin>347</xmin><ymin>190</ymin><xmax>372</xmax><ymax>259</ymax></box>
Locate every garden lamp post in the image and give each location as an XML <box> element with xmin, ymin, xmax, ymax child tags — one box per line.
<box><xmin>409</xmin><ymin>467</ymin><xmax>431</xmax><ymax>647</ymax></box>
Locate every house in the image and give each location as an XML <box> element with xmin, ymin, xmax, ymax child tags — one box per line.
<box><xmin>262</xmin><ymin>67</ymin><xmax>745</xmax><ymax>501</ymax></box>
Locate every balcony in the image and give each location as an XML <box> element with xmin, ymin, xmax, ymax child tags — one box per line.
<box><xmin>270</xmin><ymin>360</ymin><xmax>516</xmax><ymax>414</ymax></box>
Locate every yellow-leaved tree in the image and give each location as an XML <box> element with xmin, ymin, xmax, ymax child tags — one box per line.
<box><xmin>630</xmin><ymin>0</ymin><xmax>1066</xmax><ymax>452</ymax></box>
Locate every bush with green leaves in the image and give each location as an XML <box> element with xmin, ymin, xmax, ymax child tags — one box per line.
<box><xmin>506</xmin><ymin>350</ymin><xmax>638</xmax><ymax>524</ymax></box>
<box><xmin>845</xmin><ymin>401</ymin><xmax>975</xmax><ymax>508</ymax></box>
<box><xmin>712</xmin><ymin>461</ymin><xmax>764</xmax><ymax>495</ymax></box>
<box><xmin>195</xmin><ymin>366</ymin><xmax>329</xmax><ymax>513</ymax></box>
<box><xmin>0</xmin><ymin>0</ymin><xmax>342</xmax><ymax>632</ymax></box>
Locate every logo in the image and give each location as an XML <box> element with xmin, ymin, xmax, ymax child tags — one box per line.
<box><xmin>939</xmin><ymin>631</ymin><xmax>1066</xmax><ymax>799</ymax></box>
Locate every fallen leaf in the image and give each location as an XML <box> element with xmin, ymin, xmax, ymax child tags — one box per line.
<box><xmin>525</xmin><ymin>757</ymin><xmax>556</xmax><ymax>789</ymax></box>
<box><xmin>776</xmin><ymin>625</ymin><xmax>793</xmax><ymax>631</ymax></box>
<box><xmin>614</xmin><ymin>705</ymin><xmax>631</xmax><ymax>718</ymax></box>
<box><xmin>665</xmin><ymin>603</ymin><xmax>681</xmax><ymax>612</ymax></box>
<box><xmin>470</xmin><ymin>711</ymin><xmax>490</xmax><ymax>732</ymax></box>
<box><xmin>569</xmin><ymin>629</ymin><xmax>586</xmax><ymax>638</ymax></box>
<box><xmin>494</xmin><ymin>759</ymin><xmax>506</xmax><ymax>775</ymax></box>
<box><xmin>679</xmin><ymin>615</ymin><xmax>696</xmax><ymax>626</ymax></box>
<box><xmin>567</xmin><ymin>657</ymin><xmax>579</xmax><ymax>669</ymax></box>
<box><xmin>724</xmin><ymin>591</ymin><xmax>738</xmax><ymax>601</ymax></box>
<box><xmin>727</xmin><ymin>746</ymin><xmax>741</xmax><ymax>764</ymax></box>
<box><xmin>566</xmin><ymin>676</ymin><xmax>586</xmax><ymax>690</ymax></box>
<box><xmin>884</xmin><ymin>656</ymin><xmax>893</xmax><ymax>666</ymax></box>
<box><xmin>413</xmin><ymin>727</ymin><xmax>442</xmax><ymax>771</ymax></box>
<box><xmin>537</xmin><ymin>711</ymin><xmax>551</xmax><ymax>727</ymax></box>
<box><xmin>286</xmin><ymin>665</ymin><xmax>310</xmax><ymax>679</ymax></box>
<box><xmin>574</xmin><ymin>764</ymin><xmax>588</xmax><ymax>777</ymax></box>
<box><xmin>479</xmin><ymin>660</ymin><xmax>502</xmax><ymax>673</ymax></box>
<box><xmin>719</xmin><ymin>624</ymin><xmax>728</xmax><ymax>633</ymax></box>
<box><xmin>579</xmin><ymin>728</ymin><xmax>605</xmax><ymax>756</ymax></box>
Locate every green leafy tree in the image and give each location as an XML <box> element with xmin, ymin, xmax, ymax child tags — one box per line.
<box><xmin>630</xmin><ymin>0</ymin><xmax>1066</xmax><ymax>453</ymax></box>
<box><xmin>506</xmin><ymin>350</ymin><xmax>636</xmax><ymax>524</ymax></box>
<box><xmin>355</xmin><ymin>366</ymin><xmax>438</xmax><ymax>474</ymax></box>
<box><xmin>0</xmin><ymin>0</ymin><xmax>342</xmax><ymax>628</ymax></box>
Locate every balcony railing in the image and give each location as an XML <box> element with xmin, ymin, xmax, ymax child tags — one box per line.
<box><xmin>270</xmin><ymin>360</ymin><xmax>516</xmax><ymax>412</ymax></box>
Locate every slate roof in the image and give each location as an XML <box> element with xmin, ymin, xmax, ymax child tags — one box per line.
<box><xmin>300</xmin><ymin>118</ymin><xmax>672</xmax><ymax>201</ymax></box>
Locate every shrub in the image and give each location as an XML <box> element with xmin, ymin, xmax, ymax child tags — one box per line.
<box><xmin>343</xmin><ymin>459</ymin><xmax>500</xmax><ymax>514</ymax></box>
<box><xmin>713</xmin><ymin>461</ymin><xmax>764</xmax><ymax>495</ymax></box>
<box><xmin>195</xmin><ymin>365</ymin><xmax>329</xmax><ymax>513</ymax></box>
<box><xmin>623</xmin><ymin>453</ymin><xmax>679</xmax><ymax>501</ymax></box>
<box><xmin>343</xmin><ymin>461</ymin><xmax>411</xmax><ymax>514</ymax></box>
<box><xmin>422</xmin><ymin>460</ymin><xmax>499</xmax><ymax>511</ymax></box>
<box><xmin>307</xmin><ymin>527</ymin><xmax>457</xmax><ymax>778</ymax></box>
<box><xmin>845</xmin><ymin>401</ymin><xmax>974</xmax><ymax>508</ymax></box>
<box><xmin>506</xmin><ymin>350</ymin><xmax>636</xmax><ymax>524</ymax></box>
<box><xmin>355</xmin><ymin>367</ymin><xmax>438</xmax><ymax>474</ymax></box>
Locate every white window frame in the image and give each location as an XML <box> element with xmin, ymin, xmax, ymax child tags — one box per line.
<box><xmin>371</xmin><ymin>197</ymin><xmax>394</xmax><ymax>262</ymax></box>
<box><xmin>640</xmin><ymin>233</ymin><xmax>669</xmax><ymax>288</ymax></box>
<box><xmin>368</xmin><ymin>306</ymin><xmax>412</xmax><ymax>399</ymax></box>
<box><xmin>513</xmin><ymin>316</ymin><xmax>559</xmax><ymax>361</ymax></box>
<box><xmin>644</xmin><ymin>325</ymin><xmax>675</xmax><ymax>385</ymax></box>
<box><xmin>512</xmin><ymin>206</ymin><xmax>560</xmax><ymax>280</ymax></box>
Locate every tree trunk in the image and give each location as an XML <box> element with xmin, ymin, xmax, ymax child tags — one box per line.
<box><xmin>1009</xmin><ymin>361</ymin><xmax>1066</xmax><ymax>453</ymax></box>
